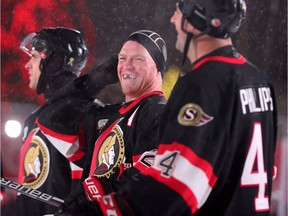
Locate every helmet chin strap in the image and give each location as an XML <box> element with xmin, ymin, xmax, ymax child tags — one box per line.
<box><xmin>181</xmin><ymin>18</ymin><xmax>212</xmax><ymax>66</ymax></box>
<box><xmin>181</xmin><ymin>32</ymin><xmax>193</xmax><ymax>66</ymax></box>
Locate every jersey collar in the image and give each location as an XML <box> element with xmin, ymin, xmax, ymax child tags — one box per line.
<box><xmin>119</xmin><ymin>91</ymin><xmax>164</xmax><ymax>114</ymax></box>
<box><xmin>192</xmin><ymin>45</ymin><xmax>246</xmax><ymax>71</ymax></box>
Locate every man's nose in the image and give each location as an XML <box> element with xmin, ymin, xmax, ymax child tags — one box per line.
<box><xmin>25</xmin><ymin>60</ymin><xmax>31</xmax><ymax>70</ymax></box>
<box><xmin>170</xmin><ymin>12</ymin><xmax>176</xmax><ymax>24</ymax></box>
<box><xmin>123</xmin><ymin>58</ymin><xmax>134</xmax><ymax>69</ymax></box>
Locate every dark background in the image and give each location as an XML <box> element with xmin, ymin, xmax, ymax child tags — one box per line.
<box><xmin>1</xmin><ymin>0</ymin><xmax>287</xmax><ymax>215</ymax></box>
<box><xmin>1</xmin><ymin>0</ymin><xmax>287</xmax><ymax>112</ymax></box>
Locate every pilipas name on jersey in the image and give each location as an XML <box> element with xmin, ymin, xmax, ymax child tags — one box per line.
<box><xmin>239</xmin><ymin>86</ymin><xmax>273</xmax><ymax>115</ymax></box>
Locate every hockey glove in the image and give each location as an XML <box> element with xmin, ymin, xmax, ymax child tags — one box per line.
<box><xmin>55</xmin><ymin>176</ymin><xmax>114</xmax><ymax>216</ymax></box>
<box><xmin>83</xmin><ymin>176</ymin><xmax>135</xmax><ymax>216</ymax></box>
<box><xmin>48</xmin><ymin>54</ymin><xmax>119</xmax><ymax>102</ymax></box>
<box><xmin>54</xmin><ymin>192</ymin><xmax>102</xmax><ymax>216</ymax></box>
<box><xmin>98</xmin><ymin>193</ymin><xmax>134</xmax><ymax>216</ymax></box>
<box><xmin>55</xmin><ymin>192</ymin><xmax>134</xmax><ymax>216</ymax></box>
<box><xmin>86</xmin><ymin>54</ymin><xmax>119</xmax><ymax>92</ymax></box>
<box><xmin>83</xmin><ymin>176</ymin><xmax>113</xmax><ymax>202</ymax></box>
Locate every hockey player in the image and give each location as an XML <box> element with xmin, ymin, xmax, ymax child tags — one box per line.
<box><xmin>54</xmin><ymin>30</ymin><xmax>167</xmax><ymax>215</ymax></box>
<box><xmin>81</xmin><ymin>29</ymin><xmax>167</xmax><ymax>187</ymax></box>
<box><xmin>16</xmin><ymin>27</ymin><xmax>120</xmax><ymax>215</ymax></box>
<box><xmin>16</xmin><ymin>27</ymin><xmax>90</xmax><ymax>216</ymax></box>
<box><xmin>57</xmin><ymin>0</ymin><xmax>278</xmax><ymax>215</ymax></box>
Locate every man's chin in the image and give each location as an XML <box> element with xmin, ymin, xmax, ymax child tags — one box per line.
<box><xmin>29</xmin><ymin>84</ymin><xmax>37</xmax><ymax>90</ymax></box>
<box><xmin>175</xmin><ymin>40</ymin><xmax>184</xmax><ymax>53</ymax></box>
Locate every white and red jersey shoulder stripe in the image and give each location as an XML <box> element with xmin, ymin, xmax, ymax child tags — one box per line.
<box><xmin>141</xmin><ymin>142</ymin><xmax>218</xmax><ymax>214</ymax></box>
<box><xmin>37</xmin><ymin>119</ymin><xmax>85</xmax><ymax>162</ymax></box>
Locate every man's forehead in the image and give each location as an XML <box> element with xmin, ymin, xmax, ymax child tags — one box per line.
<box><xmin>120</xmin><ymin>41</ymin><xmax>149</xmax><ymax>54</ymax></box>
<box><xmin>30</xmin><ymin>49</ymin><xmax>40</xmax><ymax>54</ymax></box>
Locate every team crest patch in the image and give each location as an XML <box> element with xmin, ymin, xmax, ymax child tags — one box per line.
<box><xmin>22</xmin><ymin>136</ymin><xmax>50</xmax><ymax>189</ymax></box>
<box><xmin>178</xmin><ymin>103</ymin><xmax>214</xmax><ymax>126</ymax></box>
<box><xmin>93</xmin><ymin>124</ymin><xmax>125</xmax><ymax>178</ymax></box>
<box><xmin>97</xmin><ymin>119</ymin><xmax>109</xmax><ymax>133</ymax></box>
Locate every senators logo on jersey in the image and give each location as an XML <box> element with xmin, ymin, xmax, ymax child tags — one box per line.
<box><xmin>91</xmin><ymin>119</ymin><xmax>125</xmax><ymax>179</ymax></box>
<box><xmin>19</xmin><ymin>131</ymin><xmax>50</xmax><ymax>189</ymax></box>
<box><xmin>178</xmin><ymin>103</ymin><xmax>214</xmax><ymax>126</ymax></box>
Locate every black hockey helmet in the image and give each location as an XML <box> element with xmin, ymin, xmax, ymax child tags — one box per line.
<box><xmin>178</xmin><ymin>0</ymin><xmax>247</xmax><ymax>38</ymax></box>
<box><xmin>177</xmin><ymin>0</ymin><xmax>246</xmax><ymax>65</ymax></box>
<box><xmin>20</xmin><ymin>27</ymin><xmax>88</xmax><ymax>96</ymax></box>
<box><xmin>20</xmin><ymin>27</ymin><xmax>88</xmax><ymax>76</ymax></box>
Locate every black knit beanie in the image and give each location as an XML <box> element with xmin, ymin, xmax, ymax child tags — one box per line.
<box><xmin>127</xmin><ymin>30</ymin><xmax>167</xmax><ymax>74</ymax></box>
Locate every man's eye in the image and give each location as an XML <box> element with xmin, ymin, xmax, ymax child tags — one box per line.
<box><xmin>135</xmin><ymin>57</ymin><xmax>144</xmax><ymax>61</ymax></box>
<box><xmin>31</xmin><ymin>54</ymin><xmax>39</xmax><ymax>59</ymax></box>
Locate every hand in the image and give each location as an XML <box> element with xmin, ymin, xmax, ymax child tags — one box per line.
<box><xmin>47</xmin><ymin>54</ymin><xmax>119</xmax><ymax>102</ymax></box>
<box><xmin>45</xmin><ymin>75</ymin><xmax>95</xmax><ymax>103</ymax></box>
<box><xmin>85</xmin><ymin>54</ymin><xmax>119</xmax><ymax>95</ymax></box>
<box><xmin>54</xmin><ymin>192</ymin><xmax>102</xmax><ymax>216</ymax></box>
<box><xmin>83</xmin><ymin>176</ymin><xmax>113</xmax><ymax>202</ymax></box>
<box><xmin>54</xmin><ymin>188</ymin><xmax>85</xmax><ymax>216</ymax></box>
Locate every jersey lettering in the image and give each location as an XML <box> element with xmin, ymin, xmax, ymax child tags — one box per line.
<box><xmin>241</xmin><ymin>123</ymin><xmax>269</xmax><ymax>212</ymax></box>
<box><xmin>239</xmin><ymin>87</ymin><xmax>273</xmax><ymax>114</ymax></box>
<box><xmin>159</xmin><ymin>151</ymin><xmax>179</xmax><ymax>177</ymax></box>
<box><xmin>84</xmin><ymin>177</ymin><xmax>103</xmax><ymax>201</ymax></box>
<box><xmin>100</xmin><ymin>194</ymin><xmax>121</xmax><ymax>216</ymax></box>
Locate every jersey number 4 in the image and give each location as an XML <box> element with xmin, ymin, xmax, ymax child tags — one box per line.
<box><xmin>241</xmin><ymin>123</ymin><xmax>269</xmax><ymax>212</ymax></box>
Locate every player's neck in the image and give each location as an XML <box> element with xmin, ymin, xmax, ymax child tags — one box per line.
<box><xmin>187</xmin><ymin>36</ymin><xmax>232</xmax><ymax>63</ymax></box>
<box><xmin>125</xmin><ymin>76</ymin><xmax>162</xmax><ymax>102</ymax></box>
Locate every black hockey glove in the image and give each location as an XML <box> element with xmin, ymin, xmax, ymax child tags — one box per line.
<box><xmin>54</xmin><ymin>192</ymin><xmax>102</xmax><ymax>216</ymax></box>
<box><xmin>82</xmin><ymin>176</ymin><xmax>135</xmax><ymax>216</ymax></box>
<box><xmin>55</xmin><ymin>176</ymin><xmax>113</xmax><ymax>216</ymax></box>
<box><xmin>98</xmin><ymin>193</ymin><xmax>135</xmax><ymax>216</ymax></box>
<box><xmin>85</xmin><ymin>54</ymin><xmax>119</xmax><ymax>96</ymax></box>
<box><xmin>70</xmin><ymin>53</ymin><xmax>119</xmax><ymax>98</ymax></box>
<box><xmin>83</xmin><ymin>176</ymin><xmax>114</xmax><ymax>202</ymax></box>
<box><xmin>56</xmin><ymin>175</ymin><xmax>135</xmax><ymax>216</ymax></box>
<box><xmin>55</xmin><ymin>193</ymin><xmax>135</xmax><ymax>216</ymax></box>
<box><xmin>47</xmin><ymin>54</ymin><xmax>119</xmax><ymax>102</ymax></box>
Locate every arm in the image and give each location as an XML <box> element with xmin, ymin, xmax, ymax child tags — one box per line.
<box><xmin>47</xmin><ymin>54</ymin><xmax>119</xmax><ymax>102</ymax></box>
<box><xmin>36</xmin><ymin>54</ymin><xmax>119</xmax><ymax>163</ymax></box>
